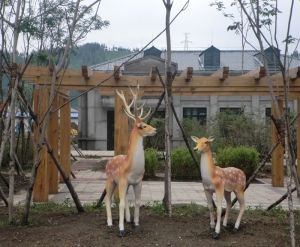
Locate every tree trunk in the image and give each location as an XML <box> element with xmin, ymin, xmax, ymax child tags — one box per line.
<box><xmin>162</xmin><ymin>0</ymin><xmax>173</xmax><ymax>216</ymax></box>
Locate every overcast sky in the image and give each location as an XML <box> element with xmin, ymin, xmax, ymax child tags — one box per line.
<box><xmin>84</xmin><ymin>0</ymin><xmax>300</xmax><ymax>52</ymax></box>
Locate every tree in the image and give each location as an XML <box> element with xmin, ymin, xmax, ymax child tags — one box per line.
<box><xmin>210</xmin><ymin>1</ymin><xmax>299</xmax><ymax>245</ymax></box>
<box><xmin>0</xmin><ymin>0</ymin><xmax>109</xmax><ymax>225</ymax></box>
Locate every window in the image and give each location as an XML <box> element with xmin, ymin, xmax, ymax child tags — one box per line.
<box><xmin>220</xmin><ymin>107</ymin><xmax>242</xmax><ymax>115</ymax></box>
<box><xmin>183</xmin><ymin>107</ymin><xmax>207</xmax><ymax>125</ymax></box>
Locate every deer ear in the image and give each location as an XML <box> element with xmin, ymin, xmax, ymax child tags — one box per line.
<box><xmin>191</xmin><ymin>136</ymin><xmax>199</xmax><ymax>143</ymax></box>
<box><xmin>207</xmin><ymin>136</ymin><xmax>215</xmax><ymax>142</ymax></box>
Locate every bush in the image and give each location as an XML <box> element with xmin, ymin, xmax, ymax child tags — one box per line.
<box><xmin>144</xmin><ymin>117</ymin><xmax>165</xmax><ymax>150</ymax></box>
<box><xmin>144</xmin><ymin>148</ymin><xmax>159</xmax><ymax>177</ymax></box>
<box><xmin>215</xmin><ymin>146</ymin><xmax>259</xmax><ymax>179</ymax></box>
<box><xmin>171</xmin><ymin>147</ymin><xmax>200</xmax><ymax>180</ymax></box>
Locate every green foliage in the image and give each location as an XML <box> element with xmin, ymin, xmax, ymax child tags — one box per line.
<box><xmin>215</xmin><ymin>146</ymin><xmax>259</xmax><ymax>179</ymax></box>
<box><xmin>144</xmin><ymin>148</ymin><xmax>159</xmax><ymax>177</ymax></box>
<box><xmin>180</xmin><ymin>118</ymin><xmax>208</xmax><ymax>148</ymax></box>
<box><xmin>144</xmin><ymin>117</ymin><xmax>165</xmax><ymax>150</ymax></box>
<box><xmin>171</xmin><ymin>147</ymin><xmax>200</xmax><ymax>180</ymax></box>
<box><xmin>92</xmin><ymin>159</ymin><xmax>108</xmax><ymax>172</ymax></box>
<box><xmin>207</xmin><ymin>109</ymin><xmax>271</xmax><ymax>154</ymax></box>
<box><xmin>144</xmin><ymin>201</ymin><xmax>166</xmax><ymax>215</ymax></box>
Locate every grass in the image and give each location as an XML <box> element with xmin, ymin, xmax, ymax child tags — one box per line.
<box><xmin>92</xmin><ymin>159</ymin><xmax>108</xmax><ymax>172</ymax></box>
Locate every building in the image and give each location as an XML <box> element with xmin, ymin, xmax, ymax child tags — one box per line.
<box><xmin>77</xmin><ymin>45</ymin><xmax>300</xmax><ymax>150</ymax></box>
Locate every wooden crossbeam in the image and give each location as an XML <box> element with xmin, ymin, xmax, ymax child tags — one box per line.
<box><xmin>82</xmin><ymin>65</ymin><xmax>93</xmax><ymax>80</ymax></box>
<box><xmin>242</xmin><ymin>66</ymin><xmax>265</xmax><ymax>80</ymax></box>
<box><xmin>150</xmin><ymin>66</ymin><xmax>157</xmax><ymax>81</ymax></box>
<box><xmin>180</xmin><ymin>67</ymin><xmax>193</xmax><ymax>81</ymax></box>
<box><xmin>114</xmin><ymin>65</ymin><xmax>122</xmax><ymax>80</ymax></box>
<box><xmin>21</xmin><ymin>65</ymin><xmax>300</xmax><ymax>96</ymax></box>
<box><xmin>210</xmin><ymin>67</ymin><xmax>229</xmax><ymax>80</ymax></box>
<box><xmin>272</xmin><ymin>66</ymin><xmax>300</xmax><ymax>80</ymax></box>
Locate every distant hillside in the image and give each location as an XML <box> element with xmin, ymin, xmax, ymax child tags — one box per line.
<box><xmin>68</xmin><ymin>43</ymin><xmax>137</xmax><ymax>70</ymax></box>
<box><xmin>1</xmin><ymin>43</ymin><xmax>137</xmax><ymax>109</ymax></box>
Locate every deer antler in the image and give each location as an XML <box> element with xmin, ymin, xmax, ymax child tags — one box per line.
<box><xmin>116</xmin><ymin>83</ymin><xmax>151</xmax><ymax>122</ymax></box>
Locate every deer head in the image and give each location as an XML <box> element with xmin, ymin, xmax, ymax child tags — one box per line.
<box><xmin>191</xmin><ymin>136</ymin><xmax>215</xmax><ymax>153</ymax></box>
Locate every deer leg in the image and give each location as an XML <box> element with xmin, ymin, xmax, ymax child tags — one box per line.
<box><xmin>118</xmin><ymin>181</ymin><xmax>128</xmax><ymax>237</ymax></box>
<box><xmin>233</xmin><ymin>191</ymin><xmax>246</xmax><ymax>233</ymax></box>
<box><xmin>133</xmin><ymin>181</ymin><xmax>142</xmax><ymax>231</ymax></box>
<box><xmin>213</xmin><ymin>189</ymin><xmax>224</xmax><ymax>239</ymax></box>
<box><xmin>105</xmin><ymin>179</ymin><xmax>117</xmax><ymax>227</ymax></box>
<box><xmin>125</xmin><ymin>186</ymin><xmax>131</xmax><ymax>223</ymax></box>
<box><xmin>223</xmin><ymin>190</ymin><xmax>231</xmax><ymax>227</ymax></box>
<box><xmin>204</xmin><ymin>189</ymin><xmax>215</xmax><ymax>231</ymax></box>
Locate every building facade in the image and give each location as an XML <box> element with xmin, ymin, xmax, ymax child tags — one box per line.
<box><xmin>78</xmin><ymin>45</ymin><xmax>300</xmax><ymax>150</ymax></box>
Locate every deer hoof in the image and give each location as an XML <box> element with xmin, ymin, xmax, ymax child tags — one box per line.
<box><xmin>119</xmin><ymin>230</ymin><xmax>126</xmax><ymax>237</ymax></box>
<box><xmin>212</xmin><ymin>232</ymin><xmax>220</xmax><ymax>239</ymax></box>
<box><xmin>134</xmin><ymin>225</ymin><xmax>141</xmax><ymax>231</ymax></box>
<box><xmin>232</xmin><ymin>228</ymin><xmax>239</xmax><ymax>234</ymax></box>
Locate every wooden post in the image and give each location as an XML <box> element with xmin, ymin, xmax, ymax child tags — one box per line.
<box><xmin>114</xmin><ymin>91</ymin><xmax>129</xmax><ymax>199</ymax></box>
<box><xmin>48</xmin><ymin>94</ymin><xmax>59</xmax><ymax>193</ymax></box>
<box><xmin>33</xmin><ymin>87</ymin><xmax>49</xmax><ymax>202</ymax></box>
<box><xmin>297</xmin><ymin>99</ymin><xmax>300</xmax><ymax>177</ymax></box>
<box><xmin>59</xmin><ymin>98</ymin><xmax>71</xmax><ymax>182</ymax></box>
<box><xmin>271</xmin><ymin>99</ymin><xmax>284</xmax><ymax>187</ymax></box>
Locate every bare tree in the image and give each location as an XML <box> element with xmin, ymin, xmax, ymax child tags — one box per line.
<box><xmin>211</xmin><ymin>1</ymin><xmax>299</xmax><ymax>245</ymax></box>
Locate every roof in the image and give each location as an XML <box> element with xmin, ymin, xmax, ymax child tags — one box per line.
<box><xmin>90</xmin><ymin>47</ymin><xmax>300</xmax><ymax>73</ymax></box>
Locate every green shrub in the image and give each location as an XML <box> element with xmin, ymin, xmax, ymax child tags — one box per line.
<box><xmin>144</xmin><ymin>148</ymin><xmax>159</xmax><ymax>177</ymax></box>
<box><xmin>144</xmin><ymin>117</ymin><xmax>165</xmax><ymax>150</ymax></box>
<box><xmin>171</xmin><ymin>147</ymin><xmax>200</xmax><ymax>180</ymax></box>
<box><xmin>215</xmin><ymin>146</ymin><xmax>259</xmax><ymax>179</ymax></box>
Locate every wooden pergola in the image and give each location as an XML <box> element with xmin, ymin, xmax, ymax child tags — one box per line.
<box><xmin>23</xmin><ymin>65</ymin><xmax>300</xmax><ymax>202</ymax></box>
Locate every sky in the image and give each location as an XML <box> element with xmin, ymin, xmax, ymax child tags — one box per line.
<box><xmin>83</xmin><ymin>0</ymin><xmax>300</xmax><ymax>52</ymax></box>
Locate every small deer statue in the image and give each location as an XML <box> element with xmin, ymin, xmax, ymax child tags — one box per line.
<box><xmin>191</xmin><ymin>136</ymin><xmax>246</xmax><ymax>239</ymax></box>
<box><xmin>105</xmin><ymin>84</ymin><xmax>156</xmax><ymax>237</ymax></box>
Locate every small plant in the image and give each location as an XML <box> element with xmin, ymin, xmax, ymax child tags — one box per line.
<box><xmin>171</xmin><ymin>147</ymin><xmax>200</xmax><ymax>180</ymax></box>
<box><xmin>144</xmin><ymin>201</ymin><xmax>166</xmax><ymax>215</ymax></box>
<box><xmin>215</xmin><ymin>146</ymin><xmax>259</xmax><ymax>179</ymax></box>
<box><xmin>144</xmin><ymin>148</ymin><xmax>159</xmax><ymax>177</ymax></box>
<box><xmin>92</xmin><ymin>159</ymin><xmax>108</xmax><ymax>172</ymax></box>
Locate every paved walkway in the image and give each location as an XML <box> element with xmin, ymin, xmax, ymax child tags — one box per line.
<box><xmin>10</xmin><ymin>150</ymin><xmax>300</xmax><ymax>210</ymax></box>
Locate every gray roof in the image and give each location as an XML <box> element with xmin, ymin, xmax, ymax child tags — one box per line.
<box><xmin>90</xmin><ymin>49</ymin><xmax>300</xmax><ymax>72</ymax></box>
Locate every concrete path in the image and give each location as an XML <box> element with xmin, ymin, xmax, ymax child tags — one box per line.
<box><xmin>11</xmin><ymin>151</ymin><xmax>300</xmax><ymax>210</ymax></box>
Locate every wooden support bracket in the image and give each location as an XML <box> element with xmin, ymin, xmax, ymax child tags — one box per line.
<box><xmin>82</xmin><ymin>65</ymin><xmax>93</xmax><ymax>80</ymax></box>
<box><xmin>180</xmin><ymin>67</ymin><xmax>193</xmax><ymax>82</ymax></box>
<box><xmin>150</xmin><ymin>66</ymin><xmax>157</xmax><ymax>81</ymax></box>
<box><xmin>114</xmin><ymin>65</ymin><xmax>122</xmax><ymax>80</ymax></box>
<box><xmin>210</xmin><ymin>67</ymin><xmax>229</xmax><ymax>81</ymax></box>
<box><xmin>242</xmin><ymin>66</ymin><xmax>265</xmax><ymax>80</ymax></box>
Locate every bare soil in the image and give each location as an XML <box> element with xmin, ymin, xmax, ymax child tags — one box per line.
<box><xmin>0</xmin><ymin>160</ymin><xmax>297</xmax><ymax>247</ymax></box>
<box><xmin>0</xmin><ymin>203</ymin><xmax>298</xmax><ymax>247</ymax></box>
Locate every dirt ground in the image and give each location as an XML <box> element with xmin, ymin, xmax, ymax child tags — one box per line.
<box><xmin>0</xmin><ymin>201</ymin><xmax>298</xmax><ymax>247</ymax></box>
<box><xmin>0</xmin><ymin>161</ymin><xmax>298</xmax><ymax>247</ymax></box>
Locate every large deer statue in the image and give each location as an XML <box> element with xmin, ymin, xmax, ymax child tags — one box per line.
<box><xmin>105</xmin><ymin>84</ymin><xmax>156</xmax><ymax>237</ymax></box>
<box><xmin>191</xmin><ymin>136</ymin><xmax>246</xmax><ymax>239</ymax></box>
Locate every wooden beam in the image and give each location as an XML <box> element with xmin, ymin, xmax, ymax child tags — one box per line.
<box><xmin>272</xmin><ymin>66</ymin><xmax>300</xmax><ymax>80</ymax></box>
<box><xmin>48</xmin><ymin>94</ymin><xmax>59</xmax><ymax>194</ymax></box>
<box><xmin>180</xmin><ymin>67</ymin><xmax>193</xmax><ymax>81</ymax></box>
<box><xmin>59</xmin><ymin>98</ymin><xmax>71</xmax><ymax>182</ymax></box>
<box><xmin>21</xmin><ymin>65</ymin><xmax>300</xmax><ymax>95</ymax></box>
<box><xmin>33</xmin><ymin>87</ymin><xmax>49</xmax><ymax>202</ymax></box>
<box><xmin>82</xmin><ymin>65</ymin><xmax>93</xmax><ymax>80</ymax></box>
<box><xmin>271</xmin><ymin>100</ymin><xmax>284</xmax><ymax>187</ymax></box>
<box><xmin>210</xmin><ymin>67</ymin><xmax>229</xmax><ymax>80</ymax></box>
<box><xmin>114</xmin><ymin>91</ymin><xmax>129</xmax><ymax>199</ymax></box>
<box><xmin>114</xmin><ymin>65</ymin><xmax>122</xmax><ymax>80</ymax></box>
<box><xmin>150</xmin><ymin>66</ymin><xmax>157</xmax><ymax>81</ymax></box>
<box><xmin>297</xmin><ymin>99</ymin><xmax>300</xmax><ymax>178</ymax></box>
<box><xmin>242</xmin><ymin>66</ymin><xmax>265</xmax><ymax>80</ymax></box>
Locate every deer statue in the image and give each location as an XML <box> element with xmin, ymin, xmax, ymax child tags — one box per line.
<box><xmin>105</xmin><ymin>84</ymin><xmax>156</xmax><ymax>237</ymax></box>
<box><xmin>191</xmin><ymin>136</ymin><xmax>246</xmax><ymax>239</ymax></box>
